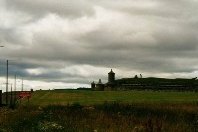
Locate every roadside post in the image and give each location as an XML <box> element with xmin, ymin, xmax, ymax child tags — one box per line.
<box><xmin>0</xmin><ymin>90</ymin><xmax>2</xmax><ymax>106</ymax></box>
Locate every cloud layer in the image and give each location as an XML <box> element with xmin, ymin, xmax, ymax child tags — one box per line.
<box><xmin>0</xmin><ymin>0</ymin><xmax>198</xmax><ymax>90</ymax></box>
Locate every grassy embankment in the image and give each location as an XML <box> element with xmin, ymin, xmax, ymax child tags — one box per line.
<box><xmin>28</xmin><ymin>90</ymin><xmax>198</xmax><ymax>105</ymax></box>
<box><xmin>0</xmin><ymin>90</ymin><xmax>197</xmax><ymax>132</ymax></box>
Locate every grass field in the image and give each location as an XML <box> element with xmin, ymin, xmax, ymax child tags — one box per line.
<box><xmin>1</xmin><ymin>90</ymin><xmax>198</xmax><ymax>132</ymax></box>
<box><xmin>27</xmin><ymin>90</ymin><xmax>198</xmax><ymax>105</ymax></box>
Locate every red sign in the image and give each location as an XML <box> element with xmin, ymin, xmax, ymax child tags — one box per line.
<box><xmin>18</xmin><ymin>92</ymin><xmax>31</xmax><ymax>99</ymax></box>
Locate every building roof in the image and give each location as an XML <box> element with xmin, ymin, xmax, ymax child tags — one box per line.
<box><xmin>98</xmin><ymin>79</ymin><xmax>103</xmax><ymax>84</ymax></box>
<box><xmin>108</xmin><ymin>69</ymin><xmax>115</xmax><ymax>74</ymax></box>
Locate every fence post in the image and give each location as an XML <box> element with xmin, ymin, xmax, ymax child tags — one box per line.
<box><xmin>0</xmin><ymin>90</ymin><xmax>2</xmax><ymax>106</ymax></box>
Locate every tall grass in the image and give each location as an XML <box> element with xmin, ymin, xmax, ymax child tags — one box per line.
<box><xmin>0</xmin><ymin>102</ymin><xmax>197</xmax><ymax>132</ymax></box>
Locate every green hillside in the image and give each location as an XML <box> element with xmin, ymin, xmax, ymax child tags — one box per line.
<box><xmin>1</xmin><ymin>90</ymin><xmax>198</xmax><ymax>131</ymax></box>
<box><xmin>27</xmin><ymin>90</ymin><xmax>198</xmax><ymax>106</ymax></box>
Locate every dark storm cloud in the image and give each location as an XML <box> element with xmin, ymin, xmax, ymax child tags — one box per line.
<box><xmin>0</xmin><ymin>0</ymin><xmax>198</xmax><ymax>89</ymax></box>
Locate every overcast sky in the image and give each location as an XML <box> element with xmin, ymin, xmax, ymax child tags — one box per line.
<box><xmin>0</xmin><ymin>0</ymin><xmax>198</xmax><ymax>91</ymax></box>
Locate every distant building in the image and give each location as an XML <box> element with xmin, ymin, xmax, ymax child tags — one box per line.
<box><xmin>91</xmin><ymin>69</ymin><xmax>198</xmax><ymax>91</ymax></box>
<box><xmin>91</xmin><ymin>81</ymin><xmax>96</xmax><ymax>89</ymax></box>
<box><xmin>94</xmin><ymin>79</ymin><xmax>104</xmax><ymax>91</ymax></box>
<box><xmin>108</xmin><ymin>69</ymin><xmax>115</xmax><ymax>84</ymax></box>
<box><xmin>91</xmin><ymin>69</ymin><xmax>116</xmax><ymax>91</ymax></box>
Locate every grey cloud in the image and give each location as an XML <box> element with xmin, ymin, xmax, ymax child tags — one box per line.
<box><xmin>0</xmin><ymin>28</ymin><xmax>22</xmax><ymax>46</ymax></box>
<box><xmin>96</xmin><ymin>0</ymin><xmax>198</xmax><ymax>19</ymax></box>
<box><xmin>6</xmin><ymin>0</ymin><xmax>95</xmax><ymax>19</ymax></box>
<box><xmin>0</xmin><ymin>0</ymin><xmax>198</xmax><ymax>89</ymax></box>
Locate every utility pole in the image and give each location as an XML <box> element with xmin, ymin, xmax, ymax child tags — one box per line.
<box><xmin>6</xmin><ymin>60</ymin><xmax>8</xmax><ymax>105</ymax></box>
<box><xmin>10</xmin><ymin>84</ymin><xmax>13</xmax><ymax>106</ymax></box>
<box><xmin>21</xmin><ymin>78</ymin><xmax>23</xmax><ymax>91</ymax></box>
<box><xmin>14</xmin><ymin>75</ymin><xmax>16</xmax><ymax>91</ymax></box>
<box><xmin>0</xmin><ymin>46</ymin><xmax>4</xmax><ymax>106</ymax></box>
<box><xmin>0</xmin><ymin>90</ymin><xmax>2</xmax><ymax>106</ymax></box>
<box><xmin>14</xmin><ymin>75</ymin><xmax>16</xmax><ymax>105</ymax></box>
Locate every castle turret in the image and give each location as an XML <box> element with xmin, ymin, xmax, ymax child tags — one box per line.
<box><xmin>98</xmin><ymin>79</ymin><xmax>102</xmax><ymax>84</ymax></box>
<box><xmin>91</xmin><ymin>81</ymin><xmax>96</xmax><ymax>90</ymax></box>
<box><xmin>95</xmin><ymin>79</ymin><xmax>104</xmax><ymax>91</ymax></box>
<box><xmin>108</xmin><ymin>69</ymin><xmax>115</xmax><ymax>84</ymax></box>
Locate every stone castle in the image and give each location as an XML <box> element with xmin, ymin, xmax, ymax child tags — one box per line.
<box><xmin>91</xmin><ymin>69</ymin><xmax>115</xmax><ymax>91</ymax></box>
<box><xmin>91</xmin><ymin>69</ymin><xmax>198</xmax><ymax>91</ymax></box>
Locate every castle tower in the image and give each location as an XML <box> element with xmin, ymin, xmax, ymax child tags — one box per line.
<box><xmin>91</xmin><ymin>81</ymin><xmax>95</xmax><ymax>90</ymax></box>
<box><xmin>108</xmin><ymin>69</ymin><xmax>115</xmax><ymax>84</ymax></box>
<box><xmin>95</xmin><ymin>79</ymin><xmax>104</xmax><ymax>91</ymax></box>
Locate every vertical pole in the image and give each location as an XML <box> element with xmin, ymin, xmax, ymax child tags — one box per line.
<box><xmin>0</xmin><ymin>90</ymin><xmax>2</xmax><ymax>106</ymax></box>
<box><xmin>6</xmin><ymin>60</ymin><xmax>8</xmax><ymax>105</ymax></box>
<box><xmin>21</xmin><ymin>78</ymin><xmax>23</xmax><ymax>91</ymax></box>
<box><xmin>14</xmin><ymin>75</ymin><xmax>16</xmax><ymax>92</ymax></box>
<box><xmin>10</xmin><ymin>84</ymin><xmax>13</xmax><ymax>106</ymax></box>
<box><xmin>14</xmin><ymin>75</ymin><xmax>16</xmax><ymax>105</ymax></box>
